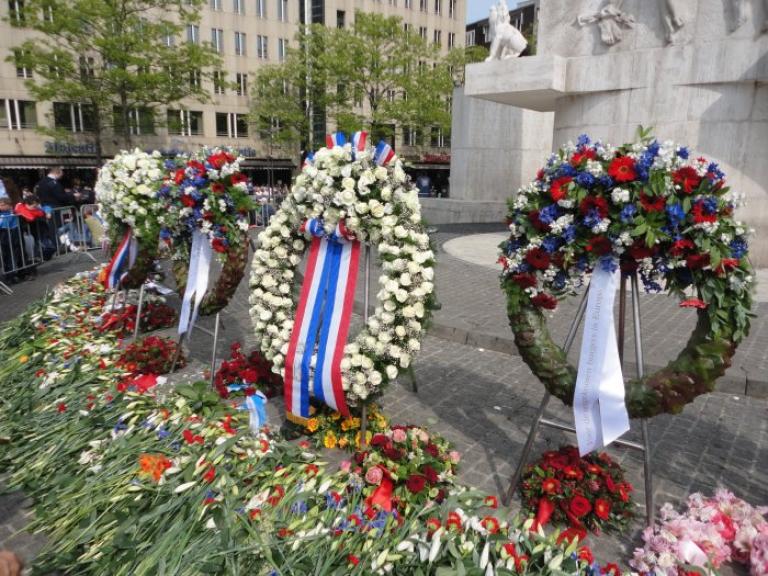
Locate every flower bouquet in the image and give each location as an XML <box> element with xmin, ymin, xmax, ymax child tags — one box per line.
<box><xmin>117</xmin><ymin>335</ymin><xmax>185</xmax><ymax>376</ymax></box>
<box><xmin>213</xmin><ymin>342</ymin><xmax>283</xmax><ymax>400</ymax></box>
<box><xmin>166</xmin><ymin>147</ymin><xmax>254</xmax><ymax>316</ymax></box>
<box><xmin>303</xmin><ymin>403</ymin><xmax>389</xmax><ymax>450</ymax></box>
<box><xmin>520</xmin><ymin>445</ymin><xmax>635</xmax><ymax>534</ymax></box>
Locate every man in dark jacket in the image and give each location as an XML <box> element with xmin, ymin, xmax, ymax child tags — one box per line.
<box><xmin>36</xmin><ymin>167</ymin><xmax>69</xmax><ymax>208</ymax></box>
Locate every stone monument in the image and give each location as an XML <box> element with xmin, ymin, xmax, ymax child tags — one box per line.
<box><xmin>464</xmin><ymin>0</ymin><xmax>768</xmax><ymax>265</ymax></box>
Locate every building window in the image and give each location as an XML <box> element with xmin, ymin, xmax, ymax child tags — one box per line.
<box><xmin>213</xmin><ymin>71</ymin><xmax>226</xmax><ymax>94</ymax></box>
<box><xmin>164</xmin><ymin>31</ymin><xmax>175</xmax><ymax>47</ymax></box>
<box><xmin>236</xmin><ymin>73</ymin><xmax>248</xmax><ymax>96</ymax></box>
<box><xmin>277</xmin><ymin>38</ymin><xmax>288</xmax><ymax>61</ymax></box>
<box><xmin>13</xmin><ymin>49</ymin><xmax>32</xmax><ymax>79</ymax></box>
<box><xmin>447</xmin><ymin>32</ymin><xmax>455</xmax><ymax>48</ymax></box>
<box><xmin>113</xmin><ymin>106</ymin><xmax>154</xmax><ymax>136</ymax></box>
<box><xmin>277</xmin><ymin>0</ymin><xmax>287</xmax><ymax>21</ymax></box>
<box><xmin>418</xmin><ymin>26</ymin><xmax>427</xmax><ymax>40</ymax></box>
<box><xmin>466</xmin><ymin>29</ymin><xmax>475</xmax><ymax>46</ymax></box>
<box><xmin>233</xmin><ymin>0</ymin><xmax>243</xmax><ymax>13</ymax></box>
<box><xmin>167</xmin><ymin>109</ymin><xmax>203</xmax><ymax>136</ymax></box>
<box><xmin>79</xmin><ymin>56</ymin><xmax>95</xmax><ymax>80</ymax></box>
<box><xmin>211</xmin><ymin>28</ymin><xmax>223</xmax><ymax>53</ymax></box>
<box><xmin>255</xmin><ymin>0</ymin><xmax>265</xmax><ymax>17</ymax></box>
<box><xmin>336</xmin><ymin>9</ymin><xmax>345</xmax><ymax>28</ymax></box>
<box><xmin>433</xmin><ymin>29</ymin><xmax>441</xmax><ymax>46</ymax></box>
<box><xmin>216</xmin><ymin>112</ymin><xmax>248</xmax><ymax>138</ymax></box>
<box><xmin>448</xmin><ymin>0</ymin><xmax>456</xmax><ymax>18</ymax></box>
<box><xmin>386</xmin><ymin>89</ymin><xmax>395</xmax><ymax>102</ymax></box>
<box><xmin>42</xmin><ymin>4</ymin><xmax>53</xmax><ymax>22</ymax></box>
<box><xmin>186</xmin><ymin>24</ymin><xmax>199</xmax><ymax>44</ymax></box>
<box><xmin>8</xmin><ymin>0</ymin><xmax>24</xmax><ymax>22</ymax></box>
<box><xmin>404</xmin><ymin>0</ymin><xmax>412</xmax><ymax>7</ymax></box>
<box><xmin>189</xmin><ymin>69</ymin><xmax>201</xmax><ymax>88</ymax></box>
<box><xmin>256</xmin><ymin>35</ymin><xmax>268</xmax><ymax>59</ymax></box>
<box><xmin>403</xmin><ymin>126</ymin><xmax>421</xmax><ymax>146</ymax></box>
<box><xmin>235</xmin><ymin>31</ymin><xmax>246</xmax><ymax>55</ymax></box>
<box><xmin>53</xmin><ymin>102</ymin><xmax>96</xmax><ymax>132</ymax></box>
<box><xmin>433</xmin><ymin>0</ymin><xmax>440</xmax><ymax>14</ymax></box>
<box><xmin>1</xmin><ymin>99</ymin><xmax>36</xmax><ymax>130</ymax></box>
<box><xmin>419</xmin><ymin>0</ymin><xmax>427</xmax><ymax>12</ymax></box>
<box><xmin>430</xmin><ymin>127</ymin><xmax>448</xmax><ymax>148</ymax></box>
<box><xmin>211</xmin><ymin>0</ymin><xmax>221</xmax><ymax>10</ymax></box>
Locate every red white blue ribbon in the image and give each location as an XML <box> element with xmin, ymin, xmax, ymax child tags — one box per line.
<box><xmin>374</xmin><ymin>140</ymin><xmax>395</xmax><ymax>166</ymax></box>
<box><xmin>103</xmin><ymin>229</ymin><xmax>137</xmax><ymax>290</ymax></box>
<box><xmin>284</xmin><ymin>219</ymin><xmax>359</xmax><ymax>421</ymax></box>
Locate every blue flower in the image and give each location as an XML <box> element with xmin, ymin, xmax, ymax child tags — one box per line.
<box><xmin>539</xmin><ymin>204</ymin><xmax>560</xmax><ymax>224</ymax></box>
<box><xmin>677</xmin><ymin>146</ymin><xmax>689</xmax><ymax>159</ymax></box>
<box><xmin>563</xmin><ymin>225</ymin><xmax>577</xmax><ymax>244</ymax></box>
<box><xmin>575</xmin><ymin>172</ymin><xmax>596</xmax><ymax>188</ymax></box>
<box><xmin>620</xmin><ymin>204</ymin><xmax>637</xmax><ymax>223</ymax></box>
<box><xmin>599</xmin><ymin>256</ymin><xmax>617</xmax><ymax>273</ymax></box>
<box><xmin>553</xmin><ymin>271</ymin><xmax>567</xmax><ymax>290</ymax></box>
<box><xmin>577</xmin><ymin>134</ymin><xmax>591</xmax><ymax>147</ymax></box>
<box><xmin>156</xmin><ymin>426</ymin><xmax>170</xmax><ymax>440</ymax></box>
<box><xmin>665</xmin><ymin>203</ymin><xmax>686</xmax><ymax>227</ymax></box>
<box><xmin>113</xmin><ymin>418</ymin><xmax>127</xmax><ymax>434</ymax></box>
<box><xmin>707</xmin><ymin>162</ymin><xmax>725</xmax><ymax>181</ymax></box>
<box><xmin>598</xmin><ymin>174</ymin><xmax>614</xmax><ymax>189</ymax></box>
<box><xmin>582</xmin><ymin>208</ymin><xmax>602</xmax><ymax>229</ymax></box>
<box><xmin>291</xmin><ymin>501</ymin><xmax>308</xmax><ymax>515</ymax></box>
<box><xmin>557</xmin><ymin>164</ymin><xmax>577</xmax><ymax>178</ymax></box>
<box><xmin>701</xmin><ymin>197</ymin><xmax>718</xmax><ymax>214</ymax></box>
<box><xmin>541</xmin><ymin>236</ymin><xmax>561</xmax><ymax>253</ymax></box>
<box><xmin>730</xmin><ymin>238</ymin><xmax>748</xmax><ymax>259</ymax></box>
<box><xmin>576</xmin><ymin>256</ymin><xmax>590</xmax><ymax>271</ymax></box>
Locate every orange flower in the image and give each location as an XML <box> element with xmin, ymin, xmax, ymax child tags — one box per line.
<box><xmin>138</xmin><ymin>453</ymin><xmax>173</xmax><ymax>482</ymax></box>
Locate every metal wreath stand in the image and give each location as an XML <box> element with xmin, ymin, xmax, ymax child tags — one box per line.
<box><xmin>503</xmin><ymin>271</ymin><xmax>655</xmax><ymax>526</ymax></box>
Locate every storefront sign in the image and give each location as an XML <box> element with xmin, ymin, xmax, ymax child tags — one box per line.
<box><xmin>44</xmin><ymin>141</ymin><xmax>97</xmax><ymax>155</ymax></box>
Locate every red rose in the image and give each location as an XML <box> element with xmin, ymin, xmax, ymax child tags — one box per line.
<box><xmin>550</xmin><ymin>176</ymin><xmax>573</xmax><ymax>202</ymax></box>
<box><xmin>670</xmin><ymin>238</ymin><xmax>695</xmax><ymax>256</ymax></box>
<box><xmin>512</xmin><ymin>273</ymin><xmax>537</xmax><ymax>289</ymax></box>
<box><xmin>371</xmin><ymin>433</ymin><xmax>389</xmax><ymax>447</ymax></box>
<box><xmin>211</xmin><ymin>182</ymin><xmax>225</xmax><ymax>194</ymax></box>
<box><xmin>203</xmin><ymin>465</ymin><xmax>216</xmax><ymax>483</ymax></box>
<box><xmin>607</xmin><ymin>156</ymin><xmax>637</xmax><ymax>182</ymax></box>
<box><xmin>525</xmin><ymin>247</ymin><xmax>550</xmax><ymax>270</ymax></box>
<box><xmin>211</xmin><ymin>238</ymin><xmax>227</xmax><ymax>253</ymax></box>
<box><xmin>181</xmin><ymin>194</ymin><xmax>197</xmax><ymax>208</ymax></box>
<box><xmin>594</xmin><ymin>498</ymin><xmax>611</xmax><ymax>520</ymax></box>
<box><xmin>673</xmin><ymin>166</ymin><xmax>702</xmax><ymax>194</ymax></box>
<box><xmin>586</xmin><ymin>236</ymin><xmax>612</xmax><ymax>256</ymax></box>
<box><xmin>569</xmin><ymin>494</ymin><xmax>592</xmax><ymax>518</ymax></box>
<box><xmin>405</xmin><ymin>474</ymin><xmax>427</xmax><ymax>494</ymax></box>
<box><xmin>173</xmin><ymin>168</ymin><xmax>186</xmax><ymax>185</ymax></box>
<box><xmin>57</xmin><ymin>402</ymin><xmax>67</xmax><ymax>413</ymax></box>
<box><xmin>686</xmin><ymin>253</ymin><xmax>710</xmax><ymax>270</ymax></box>
<box><xmin>639</xmin><ymin>192</ymin><xmax>665</xmax><ymax>212</ymax></box>
<box><xmin>579</xmin><ymin>196</ymin><xmax>609</xmax><ymax>218</ymax></box>
<box><xmin>422</xmin><ymin>464</ymin><xmax>439</xmax><ymax>485</ymax></box>
<box><xmin>528</xmin><ymin>209</ymin><xmax>550</xmax><ymax>232</ymax></box>
<box><xmin>531</xmin><ymin>293</ymin><xmax>558</xmax><ymax>310</ymax></box>
<box><xmin>230</xmin><ymin>172</ymin><xmax>247</xmax><ymax>185</ymax></box>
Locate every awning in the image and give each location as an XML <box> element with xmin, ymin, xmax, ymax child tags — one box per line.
<box><xmin>241</xmin><ymin>158</ymin><xmax>296</xmax><ymax>169</ymax></box>
<box><xmin>0</xmin><ymin>156</ymin><xmax>100</xmax><ymax>169</ymax></box>
<box><xmin>407</xmin><ymin>163</ymin><xmax>451</xmax><ymax>170</ymax></box>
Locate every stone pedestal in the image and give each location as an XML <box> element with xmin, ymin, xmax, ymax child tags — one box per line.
<box><xmin>465</xmin><ymin>0</ymin><xmax>768</xmax><ymax>265</ymax></box>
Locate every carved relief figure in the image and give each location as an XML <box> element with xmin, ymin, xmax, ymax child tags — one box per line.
<box><xmin>731</xmin><ymin>0</ymin><xmax>768</xmax><ymax>32</ymax></box>
<box><xmin>485</xmin><ymin>0</ymin><xmax>528</xmax><ymax>60</ymax></box>
<box><xmin>659</xmin><ymin>0</ymin><xmax>685</xmax><ymax>43</ymax></box>
<box><xmin>577</xmin><ymin>0</ymin><xmax>636</xmax><ymax>46</ymax></box>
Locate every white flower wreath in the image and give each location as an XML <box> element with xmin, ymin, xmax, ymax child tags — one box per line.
<box><xmin>248</xmin><ymin>141</ymin><xmax>436</xmax><ymax>406</ymax></box>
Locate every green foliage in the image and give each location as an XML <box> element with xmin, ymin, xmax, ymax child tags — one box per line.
<box><xmin>5</xmin><ymin>0</ymin><xmax>223</xmax><ymax>159</ymax></box>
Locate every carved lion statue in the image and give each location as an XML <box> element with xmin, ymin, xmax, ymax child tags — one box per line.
<box><xmin>485</xmin><ymin>1</ymin><xmax>528</xmax><ymax>61</ymax></box>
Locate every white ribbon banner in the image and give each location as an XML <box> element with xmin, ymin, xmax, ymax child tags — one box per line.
<box><xmin>574</xmin><ymin>265</ymin><xmax>630</xmax><ymax>456</ymax></box>
<box><xmin>178</xmin><ymin>230</ymin><xmax>213</xmax><ymax>336</ymax></box>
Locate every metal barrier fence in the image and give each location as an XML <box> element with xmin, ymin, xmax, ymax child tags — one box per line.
<box><xmin>0</xmin><ymin>214</ymin><xmax>47</xmax><ymax>294</ymax></box>
<box><xmin>249</xmin><ymin>197</ymin><xmax>282</xmax><ymax>229</ymax></box>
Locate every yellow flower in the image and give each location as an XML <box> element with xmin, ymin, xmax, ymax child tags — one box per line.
<box><xmin>323</xmin><ymin>431</ymin><xmax>337</xmax><ymax>449</ymax></box>
<box><xmin>330</xmin><ymin>412</ymin><xmax>341</xmax><ymax>421</ymax></box>
<box><xmin>375</xmin><ymin>416</ymin><xmax>388</xmax><ymax>430</ymax></box>
<box><xmin>338</xmin><ymin>437</ymin><xmax>349</xmax><ymax>449</ymax></box>
<box><xmin>355</xmin><ymin>430</ymin><xmax>373</xmax><ymax>449</ymax></box>
<box><xmin>305</xmin><ymin>418</ymin><xmax>320</xmax><ymax>433</ymax></box>
<box><xmin>19</xmin><ymin>355</ymin><xmax>29</xmax><ymax>364</ymax></box>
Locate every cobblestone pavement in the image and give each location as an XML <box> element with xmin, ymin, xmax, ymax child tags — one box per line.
<box><xmin>2</xmin><ymin>228</ymin><xmax>766</xmax><ymax>573</ymax></box>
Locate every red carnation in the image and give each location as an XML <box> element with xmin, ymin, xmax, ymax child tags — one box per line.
<box><xmin>618</xmin><ymin>483</ymin><xmax>632</xmax><ymax>502</ymax></box>
<box><xmin>569</xmin><ymin>494</ymin><xmax>592</xmax><ymax>518</ymax></box>
<box><xmin>424</xmin><ymin>443</ymin><xmax>440</xmax><ymax>457</ymax></box>
<box><xmin>594</xmin><ymin>498</ymin><xmax>611</xmax><ymax>520</ymax></box>
<box><xmin>692</xmin><ymin>202</ymin><xmax>718</xmax><ymax>224</ymax></box>
<box><xmin>550</xmin><ymin>176</ymin><xmax>573</xmax><ymax>202</ymax></box>
<box><xmin>525</xmin><ymin>247</ymin><xmax>551</xmax><ymax>270</ymax></box>
<box><xmin>422</xmin><ymin>464</ymin><xmax>439</xmax><ymax>485</ymax></box>
<box><xmin>715</xmin><ymin>258</ymin><xmax>739</xmax><ymax>275</ymax></box>
<box><xmin>211</xmin><ymin>238</ymin><xmax>227</xmax><ymax>253</ymax></box>
<box><xmin>607</xmin><ymin>156</ymin><xmax>637</xmax><ymax>182</ymax></box>
<box><xmin>602</xmin><ymin>563</ymin><xmax>622</xmax><ymax>575</ymax></box>
<box><xmin>347</xmin><ymin>555</ymin><xmax>360</xmax><ymax>567</ymax></box>
<box><xmin>557</xmin><ymin>527</ymin><xmax>587</xmax><ymax>544</ymax></box>
<box><xmin>211</xmin><ymin>182</ymin><xmax>225</xmax><ymax>194</ymax></box>
<box><xmin>484</xmin><ymin>495</ymin><xmax>499</xmax><ymax>509</ymax></box>
<box><xmin>578</xmin><ymin>546</ymin><xmax>594</xmax><ymax>564</ymax></box>
<box><xmin>586</xmin><ymin>236</ymin><xmax>612</xmax><ymax>255</ymax></box>
<box><xmin>579</xmin><ymin>196</ymin><xmax>609</xmax><ymax>218</ymax></box>
<box><xmin>686</xmin><ymin>253</ymin><xmax>710</xmax><ymax>270</ymax></box>
<box><xmin>207</xmin><ymin>152</ymin><xmax>229</xmax><ymax>170</ymax></box>
<box><xmin>512</xmin><ymin>273</ymin><xmax>537</xmax><ymax>289</ymax></box>
<box><xmin>173</xmin><ymin>169</ymin><xmax>186</xmax><ymax>185</ymax></box>
<box><xmin>571</xmin><ymin>148</ymin><xmax>597</xmax><ymax>166</ymax></box>
<box><xmin>531</xmin><ymin>292</ymin><xmax>558</xmax><ymax>310</ymax></box>
<box><xmin>541</xmin><ymin>477</ymin><xmax>561</xmax><ymax>494</ymax></box>
<box><xmin>181</xmin><ymin>194</ymin><xmax>197</xmax><ymax>208</ymax></box>
<box><xmin>670</xmin><ymin>238</ymin><xmax>695</xmax><ymax>257</ymax></box>
<box><xmin>187</xmin><ymin>160</ymin><xmax>207</xmax><ymax>175</ymax></box>
<box><xmin>639</xmin><ymin>192</ymin><xmax>665</xmax><ymax>212</ymax></box>
<box><xmin>203</xmin><ymin>465</ymin><xmax>216</xmax><ymax>483</ymax></box>
<box><xmin>405</xmin><ymin>474</ymin><xmax>427</xmax><ymax>494</ymax></box>
<box><xmin>57</xmin><ymin>402</ymin><xmax>67</xmax><ymax>413</ymax></box>
<box><xmin>673</xmin><ymin>166</ymin><xmax>702</xmax><ymax>194</ymax></box>
<box><xmin>230</xmin><ymin>173</ymin><xmax>247</xmax><ymax>185</ymax></box>
<box><xmin>481</xmin><ymin>516</ymin><xmax>500</xmax><ymax>534</ymax></box>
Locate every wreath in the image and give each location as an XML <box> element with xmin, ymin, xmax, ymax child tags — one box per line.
<box><xmin>249</xmin><ymin>138</ymin><xmax>436</xmax><ymax>407</ymax></box>
<box><xmin>95</xmin><ymin>149</ymin><xmax>166</xmax><ymax>288</ymax></box>
<box><xmin>499</xmin><ymin>130</ymin><xmax>754</xmax><ymax>418</ymax></box>
<box><xmin>165</xmin><ymin>147</ymin><xmax>254</xmax><ymax>315</ymax></box>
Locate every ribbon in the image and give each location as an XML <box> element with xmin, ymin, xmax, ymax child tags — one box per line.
<box><xmin>284</xmin><ymin>219</ymin><xmax>358</xmax><ymax>422</ymax></box>
<box><xmin>237</xmin><ymin>391</ymin><xmax>268</xmax><ymax>434</ymax></box>
<box><xmin>373</xmin><ymin>140</ymin><xmax>395</xmax><ymax>166</ymax></box>
<box><xmin>103</xmin><ymin>229</ymin><xmax>137</xmax><ymax>290</ymax></box>
<box><xmin>369</xmin><ymin>476</ymin><xmax>394</xmax><ymax>512</ymax></box>
<box><xmin>573</xmin><ymin>264</ymin><xmax>630</xmax><ymax>455</ymax></box>
<box><xmin>178</xmin><ymin>230</ymin><xmax>213</xmax><ymax>336</ymax></box>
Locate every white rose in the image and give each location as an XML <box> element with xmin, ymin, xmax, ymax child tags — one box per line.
<box><xmin>386</xmin><ymin>365</ymin><xmax>398</xmax><ymax>380</ymax></box>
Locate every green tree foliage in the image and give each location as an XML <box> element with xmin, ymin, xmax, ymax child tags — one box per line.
<box><xmin>6</xmin><ymin>0</ymin><xmax>223</xmax><ymax>160</ymax></box>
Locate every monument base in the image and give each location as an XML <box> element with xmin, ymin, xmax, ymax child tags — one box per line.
<box><xmin>420</xmin><ymin>198</ymin><xmax>507</xmax><ymax>226</ymax></box>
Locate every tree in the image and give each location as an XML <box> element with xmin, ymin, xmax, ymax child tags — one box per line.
<box><xmin>6</xmin><ymin>0</ymin><xmax>222</xmax><ymax>161</ymax></box>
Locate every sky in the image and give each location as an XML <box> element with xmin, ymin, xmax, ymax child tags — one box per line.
<box><xmin>466</xmin><ymin>0</ymin><xmax>521</xmax><ymax>24</ymax></box>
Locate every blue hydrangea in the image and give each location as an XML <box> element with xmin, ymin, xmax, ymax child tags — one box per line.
<box><xmin>576</xmin><ymin>256</ymin><xmax>590</xmax><ymax>271</ymax></box>
<box><xmin>576</xmin><ymin>134</ymin><xmax>591</xmax><ymax>147</ymax></box>
<box><xmin>539</xmin><ymin>203</ymin><xmax>560</xmax><ymax>224</ymax></box>
<box><xmin>620</xmin><ymin>204</ymin><xmax>637</xmax><ymax>223</ymax></box>
<box><xmin>553</xmin><ymin>271</ymin><xmax>567</xmax><ymax>290</ymax></box>
<box><xmin>557</xmin><ymin>164</ymin><xmax>577</xmax><ymax>178</ymax></box>
<box><xmin>598</xmin><ymin>174</ymin><xmax>614</xmax><ymax>189</ymax></box>
<box><xmin>575</xmin><ymin>171</ymin><xmax>596</xmax><ymax>188</ymax></box>
<box><xmin>665</xmin><ymin>203</ymin><xmax>686</xmax><ymax>227</ymax></box>
<box><xmin>156</xmin><ymin>426</ymin><xmax>170</xmax><ymax>440</ymax></box>
<box><xmin>707</xmin><ymin>162</ymin><xmax>725</xmax><ymax>180</ymax></box>
<box><xmin>599</xmin><ymin>256</ymin><xmax>617</xmax><ymax>272</ymax></box>
<box><xmin>541</xmin><ymin>236</ymin><xmax>561</xmax><ymax>253</ymax></box>
<box><xmin>291</xmin><ymin>501</ymin><xmax>308</xmax><ymax>515</ymax></box>
<box><xmin>677</xmin><ymin>146</ymin><xmax>689</xmax><ymax>159</ymax></box>
<box><xmin>730</xmin><ymin>237</ymin><xmax>748</xmax><ymax>259</ymax></box>
<box><xmin>701</xmin><ymin>196</ymin><xmax>718</xmax><ymax>214</ymax></box>
<box><xmin>582</xmin><ymin>208</ymin><xmax>602</xmax><ymax>229</ymax></box>
<box><xmin>563</xmin><ymin>225</ymin><xmax>577</xmax><ymax>244</ymax></box>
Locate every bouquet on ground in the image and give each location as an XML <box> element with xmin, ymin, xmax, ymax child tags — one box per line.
<box><xmin>303</xmin><ymin>403</ymin><xmax>389</xmax><ymax>451</ymax></box>
<box><xmin>213</xmin><ymin>342</ymin><xmax>282</xmax><ymax>400</ymax></box>
<box><xmin>520</xmin><ymin>445</ymin><xmax>635</xmax><ymax>534</ymax></box>
<box><xmin>349</xmin><ymin>425</ymin><xmax>460</xmax><ymax>514</ymax></box>
<box><xmin>631</xmin><ymin>489</ymin><xmax>768</xmax><ymax>575</ymax></box>
<box><xmin>117</xmin><ymin>335</ymin><xmax>184</xmax><ymax>376</ymax></box>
